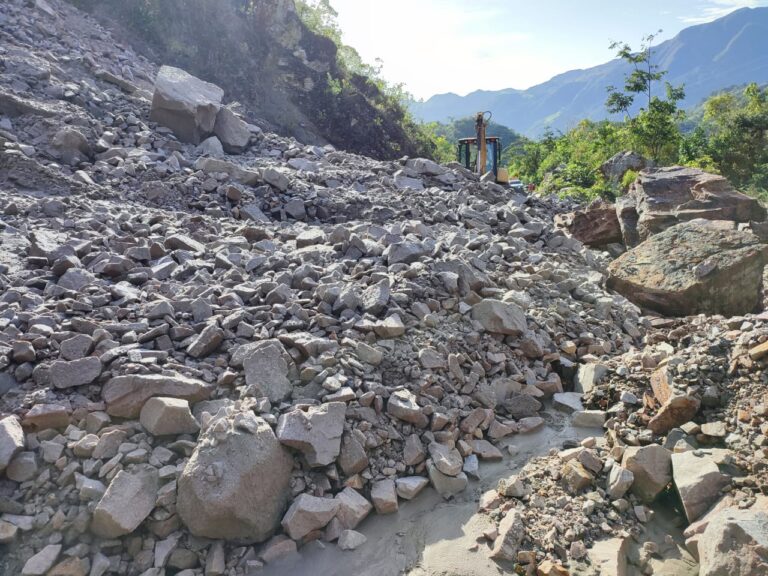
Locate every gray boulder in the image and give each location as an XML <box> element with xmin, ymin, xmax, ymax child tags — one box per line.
<box><xmin>699</xmin><ymin>507</ymin><xmax>768</xmax><ymax>576</ymax></box>
<box><xmin>607</xmin><ymin>221</ymin><xmax>768</xmax><ymax>317</ymax></box>
<box><xmin>150</xmin><ymin>65</ymin><xmax>224</xmax><ymax>144</ymax></box>
<box><xmin>672</xmin><ymin>450</ymin><xmax>730</xmax><ymax>523</ymax></box>
<box><xmin>177</xmin><ymin>407</ymin><xmax>293</xmax><ymax>541</ymax></box>
<box><xmin>617</xmin><ymin>166</ymin><xmax>766</xmax><ymax>247</ymax></box>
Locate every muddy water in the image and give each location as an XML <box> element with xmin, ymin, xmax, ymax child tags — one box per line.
<box><xmin>262</xmin><ymin>411</ymin><xmax>594</xmax><ymax>576</ymax></box>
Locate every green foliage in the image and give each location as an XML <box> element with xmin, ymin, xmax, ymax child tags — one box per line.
<box><xmin>295</xmin><ymin>0</ymin><xmax>341</xmax><ymax>43</ymax></box>
<box><xmin>606</xmin><ymin>32</ymin><xmax>685</xmax><ymax>163</ymax></box>
<box><xmin>507</xmin><ymin>120</ymin><xmax>633</xmax><ymax>201</ymax></box>
<box><xmin>621</xmin><ymin>169</ymin><xmax>639</xmax><ymax>190</ymax></box>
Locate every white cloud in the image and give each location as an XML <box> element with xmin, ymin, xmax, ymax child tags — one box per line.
<box><xmin>681</xmin><ymin>0</ymin><xmax>768</xmax><ymax>24</ymax></box>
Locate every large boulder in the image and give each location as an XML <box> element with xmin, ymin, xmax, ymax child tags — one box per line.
<box><xmin>607</xmin><ymin>221</ymin><xmax>768</xmax><ymax>317</ymax></box>
<box><xmin>150</xmin><ymin>65</ymin><xmax>224</xmax><ymax>144</ymax></box>
<box><xmin>672</xmin><ymin>450</ymin><xmax>730</xmax><ymax>523</ymax></box>
<box><xmin>556</xmin><ymin>198</ymin><xmax>623</xmax><ymax>247</ymax></box>
<box><xmin>177</xmin><ymin>407</ymin><xmax>293</xmax><ymax>541</ymax></box>
<box><xmin>617</xmin><ymin>166</ymin><xmax>766</xmax><ymax>247</ymax></box>
<box><xmin>698</xmin><ymin>507</ymin><xmax>768</xmax><ymax>575</ymax></box>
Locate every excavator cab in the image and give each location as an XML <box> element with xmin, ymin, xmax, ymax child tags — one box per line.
<box><xmin>456</xmin><ymin>112</ymin><xmax>510</xmax><ymax>184</ymax></box>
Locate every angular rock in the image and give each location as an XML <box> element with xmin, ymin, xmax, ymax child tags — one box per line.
<box><xmin>276</xmin><ymin>402</ymin><xmax>346</xmax><ymax>467</ymax></box>
<box><xmin>589</xmin><ymin>537</ymin><xmax>629</xmax><ymax>576</ymax></box>
<box><xmin>334</xmin><ymin>488</ymin><xmax>372</xmax><ymax>529</ymax></box>
<box><xmin>338</xmin><ymin>530</ymin><xmax>367</xmax><ymax>551</ymax></box>
<box><xmin>606</xmin><ymin>466</ymin><xmax>634</xmax><ymax>499</ymax></box>
<box><xmin>281</xmin><ymin>494</ymin><xmax>339</xmax><ymax>540</ymax></box>
<box><xmin>497</xmin><ymin>474</ymin><xmax>528</xmax><ymax>498</ymax></box>
<box><xmin>574</xmin><ymin>363</ymin><xmax>609</xmax><ymax>395</ymax></box>
<box><xmin>489</xmin><ymin>509</ymin><xmax>525</xmax><ymax>561</ymax></box>
<box><xmin>553</xmin><ymin>392</ymin><xmax>584</xmax><ymax>414</ymax></box>
<box><xmin>387</xmin><ymin>389</ymin><xmax>428</xmax><ymax>427</ymax></box>
<box><xmin>150</xmin><ymin>66</ymin><xmax>224</xmax><ymax>144</ymax></box>
<box><xmin>213</xmin><ymin>106</ymin><xmax>251</xmax><ymax>153</ymax></box>
<box><xmin>396</xmin><ymin>476</ymin><xmax>429</xmax><ymax>500</ymax></box>
<box><xmin>186</xmin><ymin>324</ymin><xmax>224</xmax><ymax>358</ymax></box>
<box><xmin>0</xmin><ymin>416</ymin><xmax>25</xmax><ymax>474</ymax></box>
<box><xmin>240</xmin><ymin>340</ymin><xmax>292</xmax><ymax>403</ymax></box>
<box><xmin>618</xmin><ymin>166</ymin><xmax>766</xmax><ymax>247</ymax></box>
<box><xmin>21</xmin><ymin>544</ymin><xmax>61</xmax><ymax>576</ymax></box>
<box><xmin>49</xmin><ymin>357</ymin><xmax>102</xmax><ymax>389</ymax></box>
<box><xmin>622</xmin><ymin>445</ymin><xmax>672</xmax><ymax>503</ymax></box>
<box><xmin>102</xmin><ymin>373</ymin><xmax>213</xmax><ymax>418</ymax></box>
<box><xmin>556</xmin><ymin>198</ymin><xmax>623</xmax><ymax>247</ymax></box>
<box><xmin>428</xmin><ymin>442</ymin><xmax>464</xmax><ymax>476</ymax></box>
<box><xmin>672</xmin><ymin>451</ymin><xmax>730</xmax><ymax>523</ymax></box>
<box><xmin>338</xmin><ymin>433</ymin><xmax>368</xmax><ymax>476</ymax></box>
<box><xmin>471</xmin><ymin>299</ymin><xmax>527</xmax><ymax>336</ymax></box>
<box><xmin>91</xmin><ymin>467</ymin><xmax>159</xmax><ymax>538</ymax></box>
<box><xmin>699</xmin><ymin>507</ymin><xmax>768</xmax><ymax>576</ymax></box>
<box><xmin>649</xmin><ymin>394</ymin><xmax>701</xmax><ymax>435</ymax></box>
<box><xmin>572</xmin><ymin>410</ymin><xmax>606</xmax><ymax>428</ymax></box>
<box><xmin>561</xmin><ymin>460</ymin><xmax>594</xmax><ymax>494</ymax></box>
<box><xmin>601</xmin><ymin>150</ymin><xmax>647</xmax><ymax>182</ymax></box>
<box><xmin>607</xmin><ymin>221</ymin><xmax>768</xmax><ymax>317</ymax></box>
<box><xmin>140</xmin><ymin>397</ymin><xmax>200</xmax><ymax>436</ymax></box>
<box><xmin>177</xmin><ymin>408</ymin><xmax>293</xmax><ymax>541</ymax></box>
<box><xmin>371</xmin><ymin>479</ymin><xmax>398</xmax><ymax>514</ymax></box>
<box><xmin>428</xmin><ymin>463</ymin><xmax>468</xmax><ymax>499</ymax></box>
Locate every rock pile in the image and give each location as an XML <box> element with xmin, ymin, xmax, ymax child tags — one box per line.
<box><xmin>0</xmin><ymin>1</ymin><xmax>766</xmax><ymax>576</ymax></box>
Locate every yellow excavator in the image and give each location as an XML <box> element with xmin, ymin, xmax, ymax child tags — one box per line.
<box><xmin>456</xmin><ymin>111</ymin><xmax>510</xmax><ymax>184</ymax></box>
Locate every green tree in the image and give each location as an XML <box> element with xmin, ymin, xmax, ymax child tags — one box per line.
<box><xmin>702</xmin><ymin>83</ymin><xmax>768</xmax><ymax>195</ymax></box>
<box><xmin>605</xmin><ymin>32</ymin><xmax>684</xmax><ymax>163</ymax></box>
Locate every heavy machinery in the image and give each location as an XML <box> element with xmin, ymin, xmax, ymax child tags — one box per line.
<box><xmin>456</xmin><ymin>111</ymin><xmax>510</xmax><ymax>184</ymax></box>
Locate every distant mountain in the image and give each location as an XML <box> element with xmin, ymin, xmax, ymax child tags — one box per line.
<box><xmin>410</xmin><ymin>7</ymin><xmax>768</xmax><ymax>138</ymax></box>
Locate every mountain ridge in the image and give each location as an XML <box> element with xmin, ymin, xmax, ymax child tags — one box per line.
<box><xmin>410</xmin><ymin>7</ymin><xmax>768</xmax><ymax>137</ymax></box>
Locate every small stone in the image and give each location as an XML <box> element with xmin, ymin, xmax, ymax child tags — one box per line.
<box><xmin>371</xmin><ymin>479</ymin><xmax>398</xmax><ymax>514</ymax></box>
<box><xmin>21</xmin><ymin>545</ymin><xmax>61</xmax><ymax>576</ymax></box>
<box><xmin>334</xmin><ymin>488</ymin><xmax>372</xmax><ymax>529</ymax></box>
<box><xmin>281</xmin><ymin>494</ymin><xmax>339</xmax><ymax>540</ymax></box>
<box><xmin>338</xmin><ymin>530</ymin><xmax>367</xmax><ymax>551</ymax></box>
<box><xmin>395</xmin><ymin>476</ymin><xmax>429</xmax><ymax>500</ymax></box>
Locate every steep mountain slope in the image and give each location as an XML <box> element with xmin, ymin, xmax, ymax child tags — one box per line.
<box><xmin>67</xmin><ymin>0</ymin><xmax>431</xmax><ymax>160</ymax></box>
<box><xmin>411</xmin><ymin>7</ymin><xmax>768</xmax><ymax>137</ymax></box>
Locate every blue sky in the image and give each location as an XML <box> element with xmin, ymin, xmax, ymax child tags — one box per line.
<box><xmin>329</xmin><ymin>0</ymin><xmax>768</xmax><ymax>99</ymax></box>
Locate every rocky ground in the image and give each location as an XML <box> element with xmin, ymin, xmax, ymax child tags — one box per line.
<box><xmin>1</xmin><ymin>1</ymin><xmax>767</xmax><ymax>576</ymax></box>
